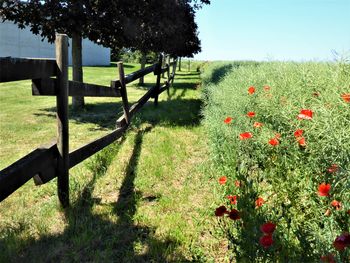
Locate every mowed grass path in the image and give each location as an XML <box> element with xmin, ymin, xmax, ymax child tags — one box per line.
<box><xmin>0</xmin><ymin>64</ymin><xmax>223</xmax><ymax>262</ymax></box>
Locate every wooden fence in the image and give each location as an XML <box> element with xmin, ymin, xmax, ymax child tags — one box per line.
<box><xmin>0</xmin><ymin>34</ymin><xmax>178</xmax><ymax>207</ymax></box>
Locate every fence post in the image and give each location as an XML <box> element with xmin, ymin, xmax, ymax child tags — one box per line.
<box><xmin>161</xmin><ymin>55</ymin><xmax>166</xmax><ymax>78</ymax></box>
<box><xmin>154</xmin><ymin>54</ymin><xmax>163</xmax><ymax>106</ymax></box>
<box><xmin>117</xmin><ymin>62</ymin><xmax>130</xmax><ymax>126</ymax></box>
<box><xmin>171</xmin><ymin>57</ymin><xmax>178</xmax><ymax>87</ymax></box>
<box><xmin>55</xmin><ymin>34</ymin><xmax>69</xmax><ymax>208</ymax></box>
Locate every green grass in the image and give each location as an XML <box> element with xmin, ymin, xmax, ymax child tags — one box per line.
<box><xmin>0</xmin><ymin>64</ymin><xmax>223</xmax><ymax>262</ymax></box>
<box><xmin>202</xmin><ymin>61</ymin><xmax>350</xmax><ymax>262</ymax></box>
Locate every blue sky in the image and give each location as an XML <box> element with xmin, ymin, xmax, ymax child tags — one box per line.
<box><xmin>194</xmin><ymin>0</ymin><xmax>350</xmax><ymax>61</ymax></box>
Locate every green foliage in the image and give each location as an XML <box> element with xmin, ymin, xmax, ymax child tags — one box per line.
<box><xmin>112</xmin><ymin>49</ymin><xmax>158</xmax><ymax>64</ymax></box>
<box><xmin>0</xmin><ymin>0</ymin><xmax>210</xmax><ymax>57</ymax></box>
<box><xmin>202</xmin><ymin>61</ymin><xmax>350</xmax><ymax>262</ymax></box>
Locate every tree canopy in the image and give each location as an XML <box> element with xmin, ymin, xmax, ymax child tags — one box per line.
<box><xmin>0</xmin><ymin>0</ymin><xmax>210</xmax><ymax>107</ymax></box>
<box><xmin>0</xmin><ymin>0</ymin><xmax>209</xmax><ymax>57</ymax></box>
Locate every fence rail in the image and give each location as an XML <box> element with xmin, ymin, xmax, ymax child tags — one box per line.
<box><xmin>0</xmin><ymin>57</ymin><xmax>58</xmax><ymax>82</ymax></box>
<box><xmin>0</xmin><ymin>34</ymin><xmax>178</xmax><ymax>206</ymax></box>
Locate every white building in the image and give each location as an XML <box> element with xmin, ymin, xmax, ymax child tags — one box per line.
<box><xmin>0</xmin><ymin>21</ymin><xmax>111</xmax><ymax>66</ymax></box>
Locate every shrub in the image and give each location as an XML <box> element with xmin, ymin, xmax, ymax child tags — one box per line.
<box><xmin>202</xmin><ymin>61</ymin><xmax>350</xmax><ymax>262</ymax></box>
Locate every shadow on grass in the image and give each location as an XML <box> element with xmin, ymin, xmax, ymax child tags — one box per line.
<box><xmin>0</xmin><ymin>127</ymin><xmax>188</xmax><ymax>262</ymax></box>
<box><xmin>205</xmin><ymin>64</ymin><xmax>234</xmax><ymax>85</ymax></box>
<box><xmin>0</xmin><ymin>73</ymin><xmax>201</xmax><ymax>262</ymax></box>
<box><xmin>34</xmin><ymin>72</ymin><xmax>201</xmax><ymax>130</ymax></box>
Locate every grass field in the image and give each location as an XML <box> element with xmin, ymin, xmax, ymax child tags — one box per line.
<box><xmin>0</xmin><ymin>64</ymin><xmax>224</xmax><ymax>262</ymax></box>
<box><xmin>2</xmin><ymin>60</ymin><xmax>348</xmax><ymax>262</ymax></box>
<box><xmin>202</xmin><ymin>61</ymin><xmax>350</xmax><ymax>262</ymax></box>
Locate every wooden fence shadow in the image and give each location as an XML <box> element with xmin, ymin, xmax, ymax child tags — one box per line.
<box><xmin>0</xmin><ymin>127</ymin><xmax>189</xmax><ymax>262</ymax></box>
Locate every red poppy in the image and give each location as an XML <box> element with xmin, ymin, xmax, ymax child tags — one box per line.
<box><xmin>320</xmin><ymin>254</ymin><xmax>336</xmax><ymax>263</ymax></box>
<box><xmin>341</xmin><ymin>93</ymin><xmax>350</xmax><ymax>103</ymax></box>
<box><xmin>263</xmin><ymin>85</ymin><xmax>271</xmax><ymax>91</ymax></box>
<box><xmin>227</xmin><ymin>195</ymin><xmax>238</xmax><ymax>205</ymax></box>
<box><xmin>228</xmin><ymin>209</ymin><xmax>240</xmax><ymax>220</ymax></box>
<box><xmin>219</xmin><ymin>176</ymin><xmax>227</xmax><ymax>185</ymax></box>
<box><xmin>259</xmin><ymin>235</ymin><xmax>273</xmax><ymax>248</ymax></box>
<box><xmin>255</xmin><ymin>197</ymin><xmax>265</xmax><ymax>207</ymax></box>
<box><xmin>294</xmin><ymin>129</ymin><xmax>304</xmax><ymax>138</ymax></box>
<box><xmin>247</xmin><ymin>111</ymin><xmax>255</xmax><ymax>118</ymax></box>
<box><xmin>331</xmin><ymin>200</ymin><xmax>341</xmax><ymax>210</ymax></box>
<box><xmin>318</xmin><ymin>183</ymin><xmax>331</xmax><ymax>197</ymax></box>
<box><xmin>239</xmin><ymin>132</ymin><xmax>253</xmax><ymax>140</ymax></box>
<box><xmin>269</xmin><ymin>138</ymin><xmax>279</xmax><ymax>146</ymax></box>
<box><xmin>248</xmin><ymin>86</ymin><xmax>255</xmax><ymax>95</ymax></box>
<box><xmin>253</xmin><ymin>122</ymin><xmax>263</xmax><ymax>128</ymax></box>
<box><xmin>215</xmin><ymin>206</ymin><xmax>228</xmax><ymax>216</ymax></box>
<box><xmin>297</xmin><ymin>137</ymin><xmax>306</xmax><ymax>147</ymax></box>
<box><xmin>333</xmin><ymin>233</ymin><xmax>350</xmax><ymax>251</ymax></box>
<box><xmin>224</xmin><ymin>117</ymin><xmax>233</xmax><ymax>124</ymax></box>
<box><xmin>348</xmin><ymin>210</ymin><xmax>350</xmax><ymax>215</ymax></box>
<box><xmin>235</xmin><ymin>180</ymin><xmax>241</xmax><ymax>187</ymax></box>
<box><xmin>327</xmin><ymin>164</ymin><xmax>338</xmax><ymax>173</ymax></box>
<box><xmin>260</xmin><ymin>222</ymin><xmax>276</xmax><ymax>235</ymax></box>
<box><xmin>297</xmin><ymin>109</ymin><xmax>313</xmax><ymax>120</ymax></box>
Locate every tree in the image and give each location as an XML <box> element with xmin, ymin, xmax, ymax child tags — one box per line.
<box><xmin>114</xmin><ymin>0</ymin><xmax>209</xmax><ymax>84</ymax></box>
<box><xmin>1</xmin><ymin>0</ymin><xmax>210</xmax><ymax>100</ymax></box>
<box><xmin>1</xmin><ymin>0</ymin><xmax>127</xmax><ymax>109</ymax></box>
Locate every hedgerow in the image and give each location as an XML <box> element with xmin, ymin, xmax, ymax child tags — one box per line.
<box><xmin>202</xmin><ymin>61</ymin><xmax>350</xmax><ymax>262</ymax></box>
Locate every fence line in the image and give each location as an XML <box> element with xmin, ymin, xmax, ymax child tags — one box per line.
<box><xmin>0</xmin><ymin>34</ymin><xmax>178</xmax><ymax>207</ymax></box>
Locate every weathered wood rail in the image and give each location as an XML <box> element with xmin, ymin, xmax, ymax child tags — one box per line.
<box><xmin>0</xmin><ymin>34</ymin><xmax>178</xmax><ymax>207</ymax></box>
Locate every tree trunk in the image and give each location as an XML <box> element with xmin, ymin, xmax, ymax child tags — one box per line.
<box><xmin>139</xmin><ymin>52</ymin><xmax>147</xmax><ymax>85</ymax></box>
<box><xmin>161</xmin><ymin>55</ymin><xmax>167</xmax><ymax>78</ymax></box>
<box><xmin>178</xmin><ymin>57</ymin><xmax>182</xmax><ymax>71</ymax></box>
<box><xmin>72</xmin><ymin>32</ymin><xmax>84</xmax><ymax>109</ymax></box>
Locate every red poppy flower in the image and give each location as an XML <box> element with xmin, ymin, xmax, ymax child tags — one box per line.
<box><xmin>269</xmin><ymin>138</ymin><xmax>279</xmax><ymax>146</ymax></box>
<box><xmin>348</xmin><ymin>210</ymin><xmax>350</xmax><ymax>215</ymax></box>
<box><xmin>294</xmin><ymin>129</ymin><xmax>304</xmax><ymax>138</ymax></box>
<box><xmin>318</xmin><ymin>183</ymin><xmax>331</xmax><ymax>197</ymax></box>
<box><xmin>239</xmin><ymin>132</ymin><xmax>253</xmax><ymax>140</ymax></box>
<box><xmin>224</xmin><ymin>117</ymin><xmax>233</xmax><ymax>124</ymax></box>
<box><xmin>297</xmin><ymin>137</ymin><xmax>306</xmax><ymax>147</ymax></box>
<box><xmin>228</xmin><ymin>209</ymin><xmax>240</xmax><ymax>220</ymax></box>
<box><xmin>215</xmin><ymin>206</ymin><xmax>228</xmax><ymax>216</ymax></box>
<box><xmin>320</xmin><ymin>254</ymin><xmax>336</xmax><ymax>263</ymax></box>
<box><xmin>253</xmin><ymin>122</ymin><xmax>263</xmax><ymax>128</ymax></box>
<box><xmin>341</xmin><ymin>93</ymin><xmax>350</xmax><ymax>103</ymax></box>
<box><xmin>297</xmin><ymin>109</ymin><xmax>313</xmax><ymax>120</ymax></box>
<box><xmin>248</xmin><ymin>86</ymin><xmax>255</xmax><ymax>95</ymax></box>
<box><xmin>219</xmin><ymin>176</ymin><xmax>227</xmax><ymax>185</ymax></box>
<box><xmin>263</xmin><ymin>85</ymin><xmax>271</xmax><ymax>91</ymax></box>
<box><xmin>333</xmin><ymin>233</ymin><xmax>350</xmax><ymax>251</ymax></box>
<box><xmin>227</xmin><ymin>195</ymin><xmax>238</xmax><ymax>205</ymax></box>
<box><xmin>247</xmin><ymin>111</ymin><xmax>255</xmax><ymax>118</ymax></box>
<box><xmin>259</xmin><ymin>235</ymin><xmax>273</xmax><ymax>248</ymax></box>
<box><xmin>331</xmin><ymin>200</ymin><xmax>341</xmax><ymax>210</ymax></box>
<box><xmin>327</xmin><ymin>164</ymin><xmax>338</xmax><ymax>173</ymax></box>
<box><xmin>235</xmin><ymin>180</ymin><xmax>241</xmax><ymax>187</ymax></box>
<box><xmin>255</xmin><ymin>197</ymin><xmax>265</xmax><ymax>207</ymax></box>
<box><xmin>260</xmin><ymin>222</ymin><xmax>276</xmax><ymax>235</ymax></box>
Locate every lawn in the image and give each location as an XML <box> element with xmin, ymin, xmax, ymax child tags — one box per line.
<box><xmin>0</xmin><ymin>64</ymin><xmax>223</xmax><ymax>262</ymax></box>
<box><xmin>2</xmin><ymin>60</ymin><xmax>348</xmax><ymax>262</ymax></box>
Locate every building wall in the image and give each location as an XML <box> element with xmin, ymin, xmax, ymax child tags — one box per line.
<box><xmin>0</xmin><ymin>21</ymin><xmax>111</xmax><ymax>66</ymax></box>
